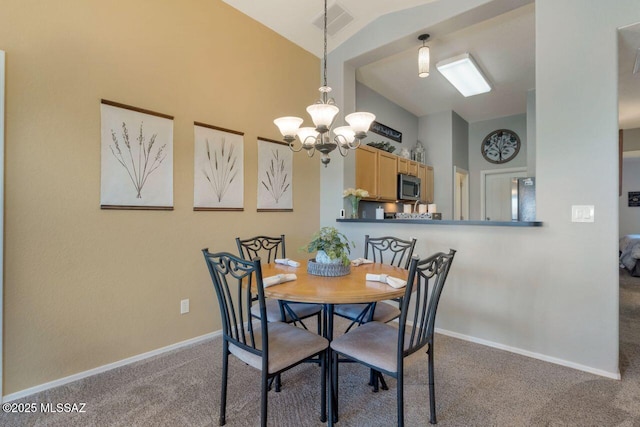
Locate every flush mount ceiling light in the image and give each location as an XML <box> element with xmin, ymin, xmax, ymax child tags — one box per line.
<box><xmin>436</xmin><ymin>53</ymin><xmax>491</xmax><ymax>97</ymax></box>
<box><xmin>274</xmin><ymin>0</ymin><xmax>375</xmax><ymax>167</ymax></box>
<box><xmin>418</xmin><ymin>33</ymin><xmax>430</xmax><ymax>78</ymax></box>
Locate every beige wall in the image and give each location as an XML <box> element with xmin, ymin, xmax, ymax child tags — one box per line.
<box><xmin>0</xmin><ymin>0</ymin><xmax>320</xmax><ymax>394</ymax></box>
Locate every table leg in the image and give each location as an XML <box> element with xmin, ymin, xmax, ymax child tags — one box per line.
<box><xmin>325</xmin><ymin>303</ymin><xmax>338</xmax><ymax>426</ymax></box>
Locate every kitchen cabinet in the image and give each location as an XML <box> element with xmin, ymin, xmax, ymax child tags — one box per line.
<box><xmin>397</xmin><ymin>157</ymin><xmax>419</xmax><ymax>176</ymax></box>
<box><xmin>355</xmin><ymin>145</ymin><xmax>398</xmax><ymax>202</ymax></box>
<box><xmin>407</xmin><ymin>160</ymin><xmax>418</xmax><ymax>177</ymax></box>
<box><xmin>418</xmin><ymin>164</ymin><xmax>434</xmax><ymax>203</ymax></box>
<box><xmin>378</xmin><ymin>151</ymin><xmax>398</xmax><ymax>200</ymax></box>
<box><xmin>397</xmin><ymin>157</ymin><xmax>408</xmax><ymax>175</ymax></box>
<box><xmin>357</xmin><ymin>145</ymin><xmax>432</xmax><ymax>203</ymax></box>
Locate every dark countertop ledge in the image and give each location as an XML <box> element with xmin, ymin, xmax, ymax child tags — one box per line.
<box><xmin>336</xmin><ymin>218</ymin><xmax>543</xmax><ymax>227</ymax></box>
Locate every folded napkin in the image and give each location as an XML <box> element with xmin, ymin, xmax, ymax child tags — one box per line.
<box><xmin>366</xmin><ymin>273</ymin><xmax>406</xmax><ymax>289</ymax></box>
<box><xmin>275</xmin><ymin>258</ymin><xmax>301</xmax><ymax>267</ymax></box>
<box><xmin>262</xmin><ymin>273</ymin><xmax>297</xmax><ymax>288</ymax></box>
<box><xmin>351</xmin><ymin>258</ymin><xmax>374</xmax><ymax>266</ymax></box>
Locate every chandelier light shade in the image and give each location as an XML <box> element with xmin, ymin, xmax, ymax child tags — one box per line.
<box><xmin>273</xmin><ymin>117</ymin><xmax>304</xmax><ymax>142</ymax></box>
<box><xmin>273</xmin><ymin>0</ymin><xmax>375</xmax><ymax>166</ymax></box>
<box><xmin>418</xmin><ymin>34</ymin><xmax>430</xmax><ymax>78</ymax></box>
<box><xmin>436</xmin><ymin>52</ymin><xmax>491</xmax><ymax>97</ymax></box>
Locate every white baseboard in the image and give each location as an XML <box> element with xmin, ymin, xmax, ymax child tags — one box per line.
<box><xmin>435</xmin><ymin>327</ymin><xmax>621</xmax><ymax>380</ymax></box>
<box><xmin>2</xmin><ymin>330</ymin><xmax>222</xmax><ymax>403</ymax></box>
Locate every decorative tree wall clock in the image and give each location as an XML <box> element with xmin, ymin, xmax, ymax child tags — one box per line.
<box><xmin>193</xmin><ymin>122</ymin><xmax>244</xmax><ymax>211</ymax></box>
<box><xmin>257</xmin><ymin>137</ymin><xmax>293</xmax><ymax>212</ymax></box>
<box><xmin>100</xmin><ymin>100</ymin><xmax>174</xmax><ymax>210</ymax></box>
<box><xmin>481</xmin><ymin>129</ymin><xmax>521</xmax><ymax>164</ymax></box>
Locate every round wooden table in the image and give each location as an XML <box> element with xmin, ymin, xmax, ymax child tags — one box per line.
<box><xmin>260</xmin><ymin>260</ymin><xmax>409</xmax><ymax>425</ymax></box>
<box><xmin>260</xmin><ymin>260</ymin><xmax>408</xmax><ymax>305</ymax></box>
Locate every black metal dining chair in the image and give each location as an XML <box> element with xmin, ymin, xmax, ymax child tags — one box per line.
<box><xmin>202</xmin><ymin>249</ymin><xmax>329</xmax><ymax>427</ymax></box>
<box><xmin>236</xmin><ymin>235</ymin><xmax>322</xmax><ymax>332</ymax></box>
<box><xmin>330</xmin><ymin>250</ymin><xmax>456</xmax><ymax>426</ymax></box>
<box><xmin>334</xmin><ymin>235</ymin><xmax>417</xmax><ymax>327</ymax></box>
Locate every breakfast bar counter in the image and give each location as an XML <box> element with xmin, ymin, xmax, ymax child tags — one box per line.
<box><xmin>336</xmin><ymin>218</ymin><xmax>543</xmax><ymax>227</ymax></box>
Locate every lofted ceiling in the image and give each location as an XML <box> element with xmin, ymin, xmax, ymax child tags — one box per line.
<box><xmin>223</xmin><ymin>0</ymin><xmax>640</xmax><ymax>128</ymax></box>
<box><xmin>619</xmin><ymin>23</ymin><xmax>640</xmax><ymax>130</ymax></box>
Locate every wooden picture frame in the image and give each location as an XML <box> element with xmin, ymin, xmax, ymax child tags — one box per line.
<box><xmin>193</xmin><ymin>122</ymin><xmax>244</xmax><ymax>211</ymax></box>
<box><xmin>100</xmin><ymin>100</ymin><xmax>174</xmax><ymax>210</ymax></box>
<box><xmin>256</xmin><ymin>137</ymin><xmax>293</xmax><ymax>212</ymax></box>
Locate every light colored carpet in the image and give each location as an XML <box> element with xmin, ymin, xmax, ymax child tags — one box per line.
<box><xmin>2</xmin><ymin>270</ymin><xmax>640</xmax><ymax>426</ymax></box>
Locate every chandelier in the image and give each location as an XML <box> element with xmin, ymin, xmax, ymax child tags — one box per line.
<box><xmin>273</xmin><ymin>0</ymin><xmax>375</xmax><ymax>166</ymax></box>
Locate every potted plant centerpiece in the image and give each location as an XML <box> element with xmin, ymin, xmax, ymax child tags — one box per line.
<box><xmin>302</xmin><ymin>226</ymin><xmax>354</xmax><ymax>276</ymax></box>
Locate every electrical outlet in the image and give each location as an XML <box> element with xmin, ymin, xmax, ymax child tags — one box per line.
<box><xmin>180</xmin><ymin>299</ymin><xmax>189</xmax><ymax>314</ymax></box>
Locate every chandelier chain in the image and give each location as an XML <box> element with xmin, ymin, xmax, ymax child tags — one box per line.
<box><xmin>323</xmin><ymin>0</ymin><xmax>327</xmax><ymax>87</ymax></box>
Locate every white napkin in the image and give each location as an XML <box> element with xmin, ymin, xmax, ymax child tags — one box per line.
<box><xmin>351</xmin><ymin>258</ymin><xmax>374</xmax><ymax>266</ymax></box>
<box><xmin>262</xmin><ymin>273</ymin><xmax>297</xmax><ymax>288</ymax></box>
<box><xmin>366</xmin><ymin>273</ymin><xmax>407</xmax><ymax>289</ymax></box>
<box><xmin>275</xmin><ymin>258</ymin><xmax>301</xmax><ymax>267</ymax></box>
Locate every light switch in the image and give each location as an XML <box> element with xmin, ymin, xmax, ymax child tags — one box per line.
<box><xmin>571</xmin><ymin>205</ymin><xmax>594</xmax><ymax>223</ymax></box>
<box><xmin>180</xmin><ymin>299</ymin><xmax>190</xmax><ymax>314</ymax></box>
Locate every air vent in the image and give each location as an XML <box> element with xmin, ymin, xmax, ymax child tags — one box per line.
<box><xmin>312</xmin><ymin>2</ymin><xmax>354</xmax><ymax>37</ymax></box>
<box><xmin>634</xmin><ymin>48</ymin><xmax>640</xmax><ymax>75</ymax></box>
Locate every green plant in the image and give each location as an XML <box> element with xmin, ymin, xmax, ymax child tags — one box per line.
<box><xmin>302</xmin><ymin>226</ymin><xmax>354</xmax><ymax>266</ymax></box>
<box><xmin>366</xmin><ymin>141</ymin><xmax>396</xmax><ymax>153</ymax></box>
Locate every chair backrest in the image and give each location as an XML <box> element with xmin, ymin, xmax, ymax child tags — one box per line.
<box><xmin>398</xmin><ymin>250</ymin><xmax>456</xmax><ymax>358</ymax></box>
<box><xmin>236</xmin><ymin>235</ymin><xmax>285</xmax><ymax>263</ymax></box>
<box><xmin>202</xmin><ymin>249</ymin><xmax>269</xmax><ymax>361</ymax></box>
<box><xmin>364</xmin><ymin>235</ymin><xmax>417</xmax><ymax>269</ymax></box>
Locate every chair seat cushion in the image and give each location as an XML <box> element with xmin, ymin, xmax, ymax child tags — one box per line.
<box><xmin>252</xmin><ymin>300</ymin><xmax>322</xmax><ymax>322</ymax></box>
<box><xmin>334</xmin><ymin>302</ymin><xmax>400</xmax><ymax>323</ymax></box>
<box><xmin>229</xmin><ymin>322</ymin><xmax>328</xmax><ymax>374</ymax></box>
<box><xmin>330</xmin><ymin>321</ymin><xmax>407</xmax><ymax>374</ymax></box>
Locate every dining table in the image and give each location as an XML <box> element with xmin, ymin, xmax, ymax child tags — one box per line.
<box><xmin>258</xmin><ymin>259</ymin><xmax>410</xmax><ymax>425</ymax></box>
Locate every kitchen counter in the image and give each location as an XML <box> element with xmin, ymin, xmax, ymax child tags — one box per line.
<box><xmin>336</xmin><ymin>218</ymin><xmax>542</xmax><ymax>227</ymax></box>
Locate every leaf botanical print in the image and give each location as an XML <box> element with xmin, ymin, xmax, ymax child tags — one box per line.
<box><xmin>261</xmin><ymin>149</ymin><xmax>290</xmax><ymax>203</ymax></box>
<box><xmin>109</xmin><ymin>122</ymin><xmax>167</xmax><ymax>198</ymax></box>
<box><xmin>202</xmin><ymin>137</ymin><xmax>238</xmax><ymax>202</ymax></box>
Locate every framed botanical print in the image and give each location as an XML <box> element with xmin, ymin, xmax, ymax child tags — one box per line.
<box><xmin>100</xmin><ymin>100</ymin><xmax>173</xmax><ymax>210</ymax></box>
<box><xmin>257</xmin><ymin>137</ymin><xmax>293</xmax><ymax>211</ymax></box>
<box><xmin>193</xmin><ymin>122</ymin><xmax>244</xmax><ymax>211</ymax></box>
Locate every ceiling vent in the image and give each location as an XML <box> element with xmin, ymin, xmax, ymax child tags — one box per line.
<box><xmin>312</xmin><ymin>2</ymin><xmax>354</xmax><ymax>37</ymax></box>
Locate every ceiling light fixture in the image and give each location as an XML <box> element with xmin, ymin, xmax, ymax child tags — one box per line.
<box><xmin>436</xmin><ymin>53</ymin><xmax>491</xmax><ymax>97</ymax></box>
<box><xmin>418</xmin><ymin>34</ymin><xmax>430</xmax><ymax>78</ymax></box>
<box><xmin>273</xmin><ymin>0</ymin><xmax>375</xmax><ymax>167</ymax></box>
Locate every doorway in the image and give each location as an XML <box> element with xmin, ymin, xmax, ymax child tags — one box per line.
<box><xmin>454</xmin><ymin>166</ymin><xmax>469</xmax><ymax>220</ymax></box>
<box><xmin>481</xmin><ymin>167</ymin><xmax>527</xmax><ymax>221</ymax></box>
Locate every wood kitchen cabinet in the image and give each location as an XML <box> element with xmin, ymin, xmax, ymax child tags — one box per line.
<box><xmin>397</xmin><ymin>157</ymin><xmax>419</xmax><ymax>176</ymax></box>
<box><xmin>357</xmin><ymin>145</ymin><xmax>432</xmax><ymax>203</ymax></box>
<box><xmin>418</xmin><ymin>163</ymin><xmax>434</xmax><ymax>203</ymax></box>
<box><xmin>378</xmin><ymin>151</ymin><xmax>398</xmax><ymax>200</ymax></box>
<box><xmin>355</xmin><ymin>145</ymin><xmax>398</xmax><ymax>202</ymax></box>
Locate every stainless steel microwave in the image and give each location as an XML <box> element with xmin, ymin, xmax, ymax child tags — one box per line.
<box><xmin>398</xmin><ymin>174</ymin><xmax>421</xmax><ymax>201</ymax></box>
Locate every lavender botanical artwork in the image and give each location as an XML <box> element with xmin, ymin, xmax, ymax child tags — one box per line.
<box><xmin>193</xmin><ymin>123</ymin><xmax>244</xmax><ymax>210</ymax></box>
<box><xmin>100</xmin><ymin>100</ymin><xmax>173</xmax><ymax>209</ymax></box>
<box><xmin>257</xmin><ymin>138</ymin><xmax>292</xmax><ymax>211</ymax></box>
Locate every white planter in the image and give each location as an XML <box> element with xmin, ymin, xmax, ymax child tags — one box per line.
<box><xmin>315</xmin><ymin>250</ymin><xmax>342</xmax><ymax>264</ymax></box>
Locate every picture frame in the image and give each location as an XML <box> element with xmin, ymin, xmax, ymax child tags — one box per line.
<box><xmin>257</xmin><ymin>137</ymin><xmax>293</xmax><ymax>212</ymax></box>
<box><xmin>370</xmin><ymin>121</ymin><xmax>402</xmax><ymax>143</ymax></box>
<box><xmin>100</xmin><ymin>100</ymin><xmax>174</xmax><ymax>210</ymax></box>
<box><xmin>193</xmin><ymin>122</ymin><xmax>244</xmax><ymax>211</ymax></box>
